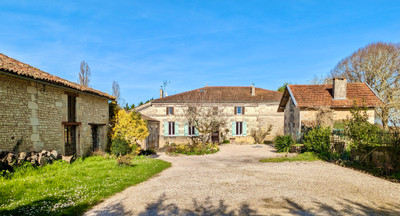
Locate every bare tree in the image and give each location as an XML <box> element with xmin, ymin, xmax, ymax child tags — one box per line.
<box><xmin>112</xmin><ymin>81</ymin><xmax>121</xmax><ymax>104</ymax></box>
<box><xmin>181</xmin><ymin>104</ymin><xmax>228</xmax><ymax>145</ymax></box>
<box><xmin>308</xmin><ymin>74</ymin><xmax>331</xmax><ymax>85</ymax></box>
<box><xmin>330</xmin><ymin>42</ymin><xmax>400</xmax><ymax>129</ymax></box>
<box><xmin>250</xmin><ymin>125</ymin><xmax>272</xmax><ymax>144</ymax></box>
<box><xmin>79</xmin><ymin>61</ymin><xmax>91</xmax><ymax>87</ymax></box>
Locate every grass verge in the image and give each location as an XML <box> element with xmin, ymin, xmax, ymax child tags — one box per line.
<box><xmin>0</xmin><ymin>156</ymin><xmax>170</xmax><ymax>215</ymax></box>
<box><xmin>259</xmin><ymin>152</ymin><xmax>321</xmax><ymax>162</ymax></box>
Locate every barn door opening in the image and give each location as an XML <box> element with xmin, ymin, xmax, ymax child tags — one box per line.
<box><xmin>91</xmin><ymin>125</ymin><xmax>99</xmax><ymax>151</ymax></box>
<box><xmin>64</xmin><ymin>126</ymin><xmax>77</xmax><ymax>156</ymax></box>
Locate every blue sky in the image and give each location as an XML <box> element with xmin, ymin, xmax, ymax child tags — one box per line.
<box><xmin>1</xmin><ymin>1</ymin><xmax>400</xmax><ymax>105</ymax></box>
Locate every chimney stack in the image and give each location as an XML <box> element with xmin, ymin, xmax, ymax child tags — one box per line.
<box><xmin>333</xmin><ymin>78</ymin><xmax>347</xmax><ymax>100</ymax></box>
<box><xmin>251</xmin><ymin>83</ymin><xmax>255</xmax><ymax>96</ymax></box>
<box><xmin>160</xmin><ymin>87</ymin><xmax>164</xmax><ymax>98</ymax></box>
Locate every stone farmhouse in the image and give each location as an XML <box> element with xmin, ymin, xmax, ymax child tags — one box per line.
<box><xmin>136</xmin><ymin>85</ymin><xmax>283</xmax><ymax>148</ymax></box>
<box><xmin>0</xmin><ymin>53</ymin><xmax>115</xmax><ymax>156</ymax></box>
<box><xmin>278</xmin><ymin>78</ymin><xmax>382</xmax><ymax>140</ymax></box>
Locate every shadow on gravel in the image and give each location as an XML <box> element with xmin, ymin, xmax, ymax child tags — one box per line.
<box><xmin>263</xmin><ymin>197</ymin><xmax>400</xmax><ymax>216</ymax></box>
<box><xmin>86</xmin><ymin>202</ymin><xmax>132</xmax><ymax>216</ymax></box>
<box><xmin>138</xmin><ymin>194</ymin><xmax>258</xmax><ymax>216</ymax></box>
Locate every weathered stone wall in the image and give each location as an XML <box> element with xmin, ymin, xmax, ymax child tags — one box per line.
<box><xmin>139</xmin><ymin>101</ymin><xmax>284</xmax><ymax>147</ymax></box>
<box><xmin>283</xmin><ymin>97</ymin><xmax>301</xmax><ymax>140</ymax></box>
<box><xmin>300</xmin><ymin>109</ymin><xmax>376</xmax><ymax>124</ymax></box>
<box><xmin>76</xmin><ymin>93</ymin><xmax>109</xmax><ymax>155</ymax></box>
<box><xmin>0</xmin><ymin>73</ymin><xmax>109</xmax><ymax>155</ymax></box>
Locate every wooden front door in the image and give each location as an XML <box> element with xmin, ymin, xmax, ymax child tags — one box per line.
<box><xmin>211</xmin><ymin>131</ymin><xmax>219</xmax><ymax>143</ymax></box>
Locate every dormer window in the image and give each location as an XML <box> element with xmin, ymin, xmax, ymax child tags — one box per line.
<box><xmin>234</xmin><ymin>107</ymin><xmax>245</xmax><ymax>115</ymax></box>
<box><xmin>166</xmin><ymin>107</ymin><xmax>174</xmax><ymax>115</ymax></box>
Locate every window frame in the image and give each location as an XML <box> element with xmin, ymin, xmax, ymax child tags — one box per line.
<box><xmin>166</xmin><ymin>107</ymin><xmax>174</xmax><ymax>115</ymax></box>
<box><xmin>188</xmin><ymin>123</ymin><xmax>196</xmax><ymax>136</ymax></box>
<box><xmin>168</xmin><ymin>122</ymin><xmax>175</xmax><ymax>136</ymax></box>
<box><xmin>235</xmin><ymin>106</ymin><xmax>244</xmax><ymax>115</ymax></box>
<box><xmin>236</xmin><ymin>121</ymin><xmax>243</xmax><ymax>135</ymax></box>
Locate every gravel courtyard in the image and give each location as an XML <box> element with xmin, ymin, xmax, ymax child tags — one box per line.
<box><xmin>85</xmin><ymin>144</ymin><xmax>400</xmax><ymax>216</ymax></box>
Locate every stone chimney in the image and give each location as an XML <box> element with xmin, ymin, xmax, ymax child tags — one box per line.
<box><xmin>251</xmin><ymin>83</ymin><xmax>255</xmax><ymax>96</ymax></box>
<box><xmin>160</xmin><ymin>88</ymin><xmax>163</xmax><ymax>98</ymax></box>
<box><xmin>333</xmin><ymin>78</ymin><xmax>347</xmax><ymax>100</ymax></box>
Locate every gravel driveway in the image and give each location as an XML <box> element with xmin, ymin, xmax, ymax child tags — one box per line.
<box><xmin>85</xmin><ymin>144</ymin><xmax>400</xmax><ymax>216</ymax></box>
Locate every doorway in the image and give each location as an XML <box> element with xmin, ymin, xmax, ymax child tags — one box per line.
<box><xmin>91</xmin><ymin>125</ymin><xmax>99</xmax><ymax>151</ymax></box>
<box><xmin>64</xmin><ymin>126</ymin><xmax>77</xmax><ymax>155</ymax></box>
<box><xmin>211</xmin><ymin>130</ymin><xmax>219</xmax><ymax>143</ymax></box>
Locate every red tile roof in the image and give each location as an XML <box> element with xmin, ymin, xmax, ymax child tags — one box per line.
<box><xmin>0</xmin><ymin>53</ymin><xmax>115</xmax><ymax>100</ymax></box>
<box><xmin>278</xmin><ymin>83</ymin><xmax>382</xmax><ymax>112</ymax></box>
<box><xmin>152</xmin><ymin>86</ymin><xmax>282</xmax><ymax>103</ymax></box>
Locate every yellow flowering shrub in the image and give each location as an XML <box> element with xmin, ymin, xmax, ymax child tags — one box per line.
<box><xmin>112</xmin><ymin>110</ymin><xmax>149</xmax><ymax>150</ymax></box>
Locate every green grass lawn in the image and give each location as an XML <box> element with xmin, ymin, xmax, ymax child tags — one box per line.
<box><xmin>259</xmin><ymin>152</ymin><xmax>321</xmax><ymax>162</ymax></box>
<box><xmin>0</xmin><ymin>156</ymin><xmax>170</xmax><ymax>216</ymax></box>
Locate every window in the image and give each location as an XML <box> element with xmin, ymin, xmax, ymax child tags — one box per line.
<box><xmin>166</xmin><ymin>107</ymin><xmax>174</xmax><ymax>115</ymax></box>
<box><xmin>188</xmin><ymin>123</ymin><xmax>196</xmax><ymax>136</ymax></box>
<box><xmin>67</xmin><ymin>95</ymin><xmax>76</xmax><ymax>122</ymax></box>
<box><xmin>236</xmin><ymin>122</ymin><xmax>243</xmax><ymax>135</ymax></box>
<box><xmin>168</xmin><ymin>122</ymin><xmax>175</xmax><ymax>135</ymax></box>
<box><xmin>235</xmin><ymin>107</ymin><xmax>245</xmax><ymax>115</ymax></box>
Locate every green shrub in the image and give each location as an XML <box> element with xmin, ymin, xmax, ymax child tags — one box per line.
<box><xmin>111</xmin><ymin>137</ymin><xmax>131</xmax><ymax>156</ymax></box>
<box><xmin>333</xmin><ymin>121</ymin><xmax>346</xmax><ymax>129</ymax></box>
<box><xmin>345</xmin><ymin>106</ymin><xmax>385</xmax><ymax>149</ymax></box>
<box><xmin>222</xmin><ymin>140</ymin><xmax>230</xmax><ymax>144</ymax></box>
<box><xmin>303</xmin><ymin>127</ymin><xmax>331</xmax><ymax>153</ymax></box>
<box><xmin>168</xmin><ymin>143</ymin><xmax>219</xmax><ymax>155</ymax></box>
<box><xmin>274</xmin><ymin>135</ymin><xmax>295</xmax><ymax>152</ymax></box>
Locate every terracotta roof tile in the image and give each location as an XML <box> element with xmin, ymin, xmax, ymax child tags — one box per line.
<box><xmin>278</xmin><ymin>83</ymin><xmax>382</xmax><ymax>112</ymax></box>
<box><xmin>0</xmin><ymin>53</ymin><xmax>115</xmax><ymax>100</ymax></box>
<box><xmin>152</xmin><ymin>86</ymin><xmax>282</xmax><ymax>103</ymax></box>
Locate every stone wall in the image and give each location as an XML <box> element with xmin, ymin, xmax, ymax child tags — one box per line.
<box><xmin>75</xmin><ymin>93</ymin><xmax>109</xmax><ymax>155</ymax></box>
<box><xmin>283</xmin><ymin>97</ymin><xmax>301</xmax><ymax>140</ymax></box>
<box><xmin>282</xmin><ymin>97</ymin><xmax>376</xmax><ymax>140</ymax></box>
<box><xmin>138</xmin><ymin>101</ymin><xmax>284</xmax><ymax>147</ymax></box>
<box><xmin>0</xmin><ymin>73</ymin><xmax>109</xmax><ymax>156</ymax></box>
<box><xmin>300</xmin><ymin>108</ymin><xmax>376</xmax><ymax>124</ymax></box>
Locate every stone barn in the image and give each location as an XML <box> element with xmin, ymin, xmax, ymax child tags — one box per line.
<box><xmin>0</xmin><ymin>53</ymin><xmax>115</xmax><ymax>156</ymax></box>
<box><xmin>277</xmin><ymin>78</ymin><xmax>382</xmax><ymax>140</ymax></box>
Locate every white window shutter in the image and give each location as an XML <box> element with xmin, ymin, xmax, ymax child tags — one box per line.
<box><xmin>232</xmin><ymin>122</ymin><xmax>236</xmax><ymax>136</ymax></box>
<box><xmin>243</xmin><ymin>122</ymin><xmax>247</xmax><ymax>136</ymax></box>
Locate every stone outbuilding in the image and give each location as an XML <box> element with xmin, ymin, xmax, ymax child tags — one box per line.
<box><xmin>0</xmin><ymin>53</ymin><xmax>115</xmax><ymax>156</ymax></box>
<box><xmin>136</xmin><ymin>85</ymin><xmax>284</xmax><ymax>147</ymax></box>
<box><xmin>277</xmin><ymin>78</ymin><xmax>382</xmax><ymax>140</ymax></box>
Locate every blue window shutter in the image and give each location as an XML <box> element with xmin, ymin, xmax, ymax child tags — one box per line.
<box><xmin>232</xmin><ymin>122</ymin><xmax>236</xmax><ymax>136</ymax></box>
<box><xmin>175</xmin><ymin>122</ymin><xmax>179</xmax><ymax>136</ymax></box>
<box><xmin>164</xmin><ymin>122</ymin><xmax>168</xmax><ymax>136</ymax></box>
<box><xmin>184</xmin><ymin>123</ymin><xmax>188</xmax><ymax>136</ymax></box>
<box><xmin>243</xmin><ymin>122</ymin><xmax>247</xmax><ymax>136</ymax></box>
<box><xmin>195</xmin><ymin>128</ymin><xmax>199</xmax><ymax>136</ymax></box>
